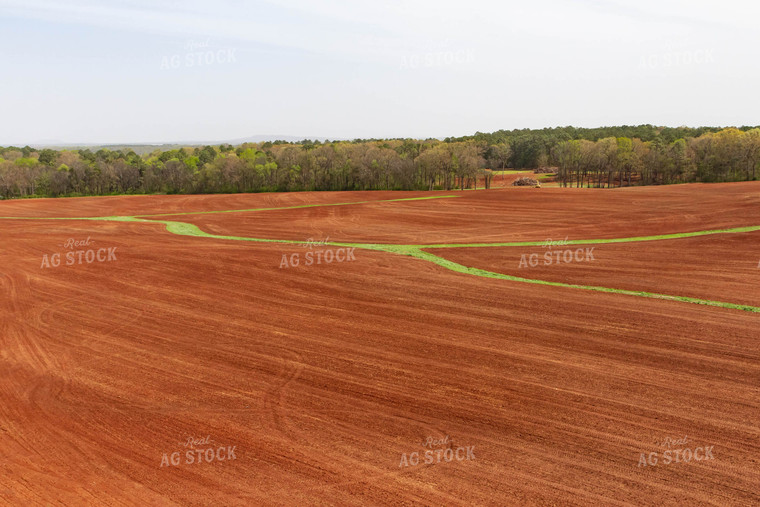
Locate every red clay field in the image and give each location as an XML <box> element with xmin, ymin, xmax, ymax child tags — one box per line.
<box><xmin>1</xmin><ymin>182</ymin><xmax>759</xmax><ymax>505</ymax></box>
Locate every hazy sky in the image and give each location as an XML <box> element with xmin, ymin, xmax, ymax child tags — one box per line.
<box><xmin>1</xmin><ymin>0</ymin><xmax>758</xmax><ymax>144</ymax></box>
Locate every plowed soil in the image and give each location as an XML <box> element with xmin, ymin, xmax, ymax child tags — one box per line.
<box><xmin>1</xmin><ymin>182</ymin><xmax>758</xmax><ymax>505</ymax></box>
<box><xmin>138</xmin><ymin>183</ymin><xmax>760</xmax><ymax>244</ymax></box>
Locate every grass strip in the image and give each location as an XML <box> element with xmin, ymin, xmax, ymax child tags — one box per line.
<box><xmin>419</xmin><ymin>226</ymin><xmax>760</xmax><ymax>249</ymax></box>
<box><xmin>407</xmin><ymin>249</ymin><xmax>760</xmax><ymax>313</ymax></box>
<box><xmin>3</xmin><ymin>205</ymin><xmax>759</xmax><ymax>313</ymax></box>
<box><xmin>127</xmin><ymin>219</ymin><xmax>760</xmax><ymax>313</ymax></box>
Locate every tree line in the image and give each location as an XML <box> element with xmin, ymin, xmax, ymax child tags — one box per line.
<box><xmin>0</xmin><ymin>125</ymin><xmax>758</xmax><ymax>199</ymax></box>
<box><xmin>552</xmin><ymin>128</ymin><xmax>760</xmax><ymax>187</ymax></box>
<box><xmin>0</xmin><ymin>140</ymin><xmax>491</xmax><ymax>198</ymax></box>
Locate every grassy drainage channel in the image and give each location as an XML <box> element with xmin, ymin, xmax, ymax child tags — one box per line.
<box><xmin>2</xmin><ymin>207</ymin><xmax>759</xmax><ymax>313</ymax></box>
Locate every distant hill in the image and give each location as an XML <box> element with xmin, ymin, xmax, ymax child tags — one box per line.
<box><xmin>20</xmin><ymin>135</ymin><xmax>339</xmax><ymax>154</ymax></box>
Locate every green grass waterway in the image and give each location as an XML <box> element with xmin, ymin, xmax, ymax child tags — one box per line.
<box><xmin>1</xmin><ymin>196</ymin><xmax>758</xmax><ymax>313</ymax></box>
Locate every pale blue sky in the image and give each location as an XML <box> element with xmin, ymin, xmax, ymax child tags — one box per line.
<box><xmin>1</xmin><ymin>0</ymin><xmax>758</xmax><ymax>145</ymax></box>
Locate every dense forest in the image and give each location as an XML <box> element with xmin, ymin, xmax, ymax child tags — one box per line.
<box><xmin>1</xmin><ymin>125</ymin><xmax>758</xmax><ymax>199</ymax></box>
